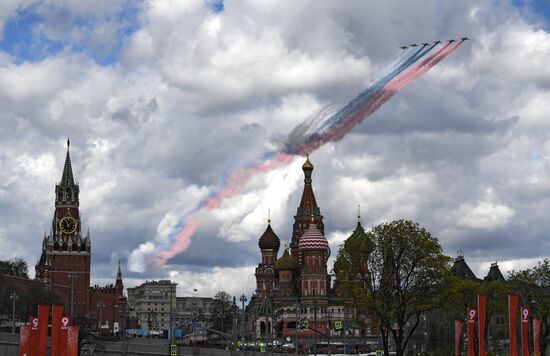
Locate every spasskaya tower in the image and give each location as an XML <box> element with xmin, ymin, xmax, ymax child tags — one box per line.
<box><xmin>35</xmin><ymin>139</ymin><xmax>91</xmax><ymax>317</ymax></box>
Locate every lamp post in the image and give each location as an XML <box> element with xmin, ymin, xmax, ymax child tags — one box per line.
<box><xmin>293</xmin><ymin>302</ymin><xmax>300</xmax><ymax>355</ymax></box>
<box><xmin>10</xmin><ymin>292</ymin><xmax>18</xmax><ymax>334</ymax></box>
<box><xmin>97</xmin><ymin>301</ymin><xmax>106</xmax><ymax>331</ymax></box>
<box><xmin>343</xmin><ymin>306</ymin><xmax>348</xmax><ymax>354</ymax></box>
<box><xmin>313</xmin><ymin>301</ymin><xmax>318</xmax><ymax>356</ymax></box>
<box><xmin>240</xmin><ymin>294</ymin><xmax>248</xmax><ymax>351</ymax></box>
<box><xmin>68</xmin><ymin>272</ymin><xmax>77</xmax><ymax>320</ymax></box>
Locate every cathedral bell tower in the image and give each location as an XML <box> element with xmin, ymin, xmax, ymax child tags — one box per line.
<box><xmin>36</xmin><ymin>140</ymin><xmax>91</xmax><ymax>317</ymax></box>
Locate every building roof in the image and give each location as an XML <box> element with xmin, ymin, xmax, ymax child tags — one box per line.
<box><xmin>484</xmin><ymin>262</ymin><xmax>505</xmax><ymax>281</ymax></box>
<box><xmin>296</xmin><ymin>156</ymin><xmax>320</xmax><ymax>217</ymax></box>
<box><xmin>275</xmin><ymin>248</ymin><xmax>298</xmax><ymax>270</ymax></box>
<box><xmin>60</xmin><ymin>139</ymin><xmax>75</xmax><ymax>187</ymax></box>
<box><xmin>258</xmin><ymin>223</ymin><xmax>280</xmax><ymax>251</ymax></box>
<box><xmin>451</xmin><ymin>255</ymin><xmax>480</xmax><ymax>281</ymax></box>
<box><xmin>302</xmin><ymin>155</ymin><xmax>313</xmax><ymax>171</ymax></box>
<box><xmin>344</xmin><ymin>218</ymin><xmax>372</xmax><ymax>253</ymax></box>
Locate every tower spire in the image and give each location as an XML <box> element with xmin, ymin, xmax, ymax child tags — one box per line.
<box><xmin>357</xmin><ymin>204</ymin><xmax>361</xmax><ymax>224</ymax></box>
<box><xmin>297</xmin><ymin>155</ymin><xmax>319</xmax><ymax>216</ymax></box>
<box><xmin>60</xmin><ymin>139</ymin><xmax>75</xmax><ymax>186</ymax></box>
<box><xmin>116</xmin><ymin>260</ymin><xmax>122</xmax><ymax>281</ymax></box>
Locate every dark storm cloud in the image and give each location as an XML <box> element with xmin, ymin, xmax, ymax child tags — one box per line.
<box><xmin>166</xmin><ymin>231</ymin><xmax>259</xmax><ymax>270</ymax></box>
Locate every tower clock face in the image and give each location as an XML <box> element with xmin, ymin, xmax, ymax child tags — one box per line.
<box><xmin>59</xmin><ymin>216</ymin><xmax>78</xmax><ymax>234</ymax></box>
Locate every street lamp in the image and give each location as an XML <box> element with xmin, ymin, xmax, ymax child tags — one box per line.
<box><xmin>97</xmin><ymin>301</ymin><xmax>106</xmax><ymax>331</ymax></box>
<box><xmin>293</xmin><ymin>302</ymin><xmax>300</xmax><ymax>355</ymax></box>
<box><xmin>10</xmin><ymin>292</ymin><xmax>18</xmax><ymax>334</ymax></box>
<box><xmin>240</xmin><ymin>294</ymin><xmax>248</xmax><ymax>350</ymax></box>
<box><xmin>343</xmin><ymin>306</ymin><xmax>348</xmax><ymax>354</ymax></box>
<box><xmin>67</xmin><ymin>272</ymin><xmax>77</xmax><ymax>320</ymax></box>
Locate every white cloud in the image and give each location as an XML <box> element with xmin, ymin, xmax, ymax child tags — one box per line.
<box><xmin>456</xmin><ymin>201</ymin><xmax>515</xmax><ymax>230</ymax></box>
<box><xmin>128</xmin><ymin>241</ymin><xmax>155</xmax><ymax>273</ymax></box>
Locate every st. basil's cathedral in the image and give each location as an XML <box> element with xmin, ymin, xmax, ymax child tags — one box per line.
<box><xmin>251</xmin><ymin>156</ymin><xmax>366</xmax><ymax>340</ymax></box>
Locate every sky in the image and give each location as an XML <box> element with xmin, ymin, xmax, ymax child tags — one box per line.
<box><xmin>1</xmin><ymin>0</ymin><xmax>550</xmax><ymax>301</ymax></box>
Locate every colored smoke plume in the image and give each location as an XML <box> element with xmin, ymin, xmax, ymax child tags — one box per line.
<box><xmin>128</xmin><ymin>41</ymin><xmax>465</xmax><ymax>272</ymax></box>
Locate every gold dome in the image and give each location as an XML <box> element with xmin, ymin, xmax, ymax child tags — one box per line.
<box><xmin>302</xmin><ymin>155</ymin><xmax>314</xmax><ymax>171</ymax></box>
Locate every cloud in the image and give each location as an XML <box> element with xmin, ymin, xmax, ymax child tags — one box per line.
<box><xmin>456</xmin><ymin>201</ymin><xmax>515</xmax><ymax>230</ymax></box>
<box><xmin>1</xmin><ymin>0</ymin><xmax>550</xmax><ymax>294</ymax></box>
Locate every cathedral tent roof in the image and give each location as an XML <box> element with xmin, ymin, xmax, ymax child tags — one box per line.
<box><xmin>296</xmin><ymin>156</ymin><xmax>320</xmax><ymax>217</ymax></box>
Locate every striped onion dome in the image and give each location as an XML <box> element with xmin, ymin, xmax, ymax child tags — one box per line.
<box><xmin>275</xmin><ymin>248</ymin><xmax>298</xmax><ymax>270</ymax></box>
<box><xmin>298</xmin><ymin>219</ymin><xmax>330</xmax><ymax>256</ymax></box>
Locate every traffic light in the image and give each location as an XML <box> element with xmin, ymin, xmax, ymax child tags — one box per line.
<box><xmin>302</xmin><ymin>320</ymin><xmax>309</xmax><ymax>331</ymax></box>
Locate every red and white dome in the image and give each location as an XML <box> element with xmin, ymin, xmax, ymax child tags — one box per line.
<box><xmin>298</xmin><ymin>222</ymin><xmax>330</xmax><ymax>256</ymax></box>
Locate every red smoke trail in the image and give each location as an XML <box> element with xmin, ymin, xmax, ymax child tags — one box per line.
<box><xmin>136</xmin><ymin>41</ymin><xmax>465</xmax><ymax>270</ymax></box>
<box><xmin>148</xmin><ymin>153</ymin><xmax>294</xmax><ymax>267</ymax></box>
<box><xmin>149</xmin><ymin>213</ymin><xmax>201</xmax><ymax>267</ymax></box>
<box><xmin>390</xmin><ymin>40</ymin><xmax>464</xmax><ymax>91</ymax></box>
<box><xmin>302</xmin><ymin>41</ymin><xmax>465</xmax><ymax>150</ymax></box>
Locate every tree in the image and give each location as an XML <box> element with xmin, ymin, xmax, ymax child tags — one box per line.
<box><xmin>211</xmin><ymin>291</ymin><xmax>235</xmax><ymax>335</ymax></box>
<box><xmin>335</xmin><ymin>220</ymin><xmax>451</xmax><ymax>356</ymax></box>
<box><xmin>509</xmin><ymin>259</ymin><xmax>550</xmax><ymax>356</ymax></box>
<box><xmin>0</xmin><ymin>258</ymin><xmax>29</xmax><ymax>278</ymax></box>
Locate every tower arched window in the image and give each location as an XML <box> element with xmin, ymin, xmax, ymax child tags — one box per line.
<box><xmin>62</xmin><ymin>242</ymin><xmax>68</xmax><ymax>251</ymax></box>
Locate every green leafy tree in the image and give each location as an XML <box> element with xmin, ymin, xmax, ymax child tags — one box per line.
<box><xmin>335</xmin><ymin>220</ymin><xmax>451</xmax><ymax>356</ymax></box>
<box><xmin>509</xmin><ymin>259</ymin><xmax>550</xmax><ymax>356</ymax></box>
<box><xmin>0</xmin><ymin>258</ymin><xmax>29</xmax><ymax>278</ymax></box>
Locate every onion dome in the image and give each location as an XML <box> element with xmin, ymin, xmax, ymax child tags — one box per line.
<box><xmin>302</xmin><ymin>155</ymin><xmax>314</xmax><ymax>171</ymax></box>
<box><xmin>275</xmin><ymin>248</ymin><xmax>298</xmax><ymax>270</ymax></box>
<box><xmin>258</xmin><ymin>223</ymin><xmax>281</xmax><ymax>251</ymax></box>
<box><xmin>344</xmin><ymin>219</ymin><xmax>372</xmax><ymax>253</ymax></box>
<box><xmin>299</xmin><ymin>217</ymin><xmax>330</xmax><ymax>256</ymax></box>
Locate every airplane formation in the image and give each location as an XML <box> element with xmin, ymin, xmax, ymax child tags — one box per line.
<box><xmin>400</xmin><ymin>37</ymin><xmax>468</xmax><ymax>49</ymax></box>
